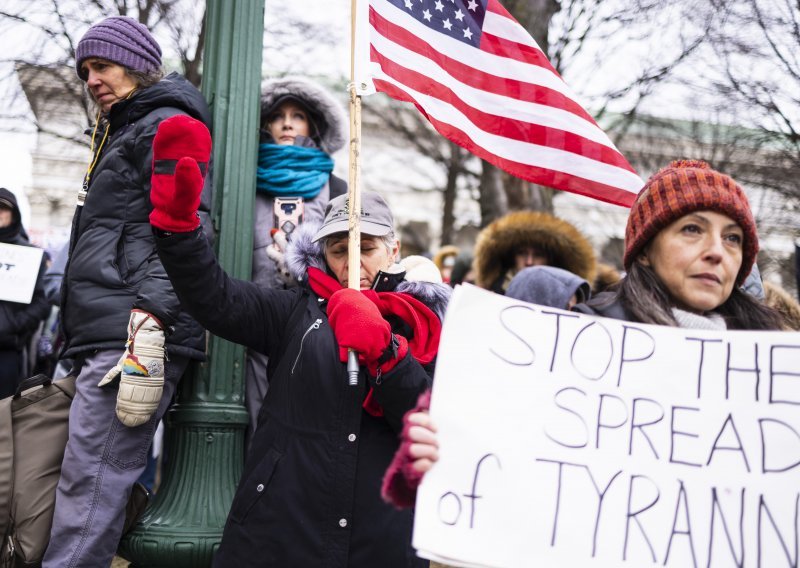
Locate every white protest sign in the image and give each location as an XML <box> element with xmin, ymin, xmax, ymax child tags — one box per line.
<box><xmin>413</xmin><ymin>284</ymin><xmax>800</xmax><ymax>568</ymax></box>
<box><xmin>0</xmin><ymin>242</ymin><xmax>44</xmax><ymax>304</ymax></box>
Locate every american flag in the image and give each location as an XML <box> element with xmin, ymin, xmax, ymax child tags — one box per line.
<box><xmin>355</xmin><ymin>0</ymin><xmax>644</xmax><ymax>207</ymax></box>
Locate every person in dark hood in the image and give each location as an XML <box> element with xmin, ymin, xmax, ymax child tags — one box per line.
<box><xmin>245</xmin><ymin>77</ymin><xmax>348</xmax><ymax>443</ymax></box>
<box><xmin>506</xmin><ymin>265</ymin><xmax>591</xmax><ymax>310</ymax></box>
<box><xmin>43</xmin><ymin>16</ymin><xmax>213</xmax><ymax>567</ymax></box>
<box><xmin>449</xmin><ymin>251</ymin><xmax>476</xmax><ymax>287</ymax></box>
<box><xmin>146</xmin><ymin>112</ymin><xmax>449</xmax><ymax>566</ymax></box>
<box><xmin>0</xmin><ymin>187</ymin><xmax>49</xmax><ymax>398</ymax></box>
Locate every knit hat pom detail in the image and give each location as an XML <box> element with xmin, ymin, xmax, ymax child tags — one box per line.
<box><xmin>668</xmin><ymin>159</ymin><xmax>711</xmax><ymax>170</ymax></box>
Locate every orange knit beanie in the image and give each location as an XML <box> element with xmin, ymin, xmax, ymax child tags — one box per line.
<box><xmin>623</xmin><ymin>160</ymin><xmax>758</xmax><ymax>286</ymax></box>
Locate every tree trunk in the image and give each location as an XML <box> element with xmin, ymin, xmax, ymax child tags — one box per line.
<box><xmin>493</xmin><ymin>0</ymin><xmax>561</xmax><ymax>214</ymax></box>
<box><xmin>440</xmin><ymin>141</ymin><xmax>460</xmax><ymax>245</ymax></box>
<box><xmin>504</xmin><ymin>0</ymin><xmax>560</xmax><ymax>53</ymax></box>
<box><xmin>527</xmin><ymin>183</ymin><xmax>554</xmax><ymax>213</ymax></box>
<box><xmin>183</xmin><ymin>10</ymin><xmax>207</xmax><ymax>87</ymax></box>
<box><xmin>479</xmin><ymin>160</ymin><xmax>508</xmax><ymax>227</ymax></box>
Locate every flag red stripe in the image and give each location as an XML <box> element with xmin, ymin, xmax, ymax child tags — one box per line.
<box><xmin>374</xmin><ymin>78</ymin><xmax>639</xmax><ymax>207</ymax></box>
<box><xmin>480</xmin><ymin>31</ymin><xmax>559</xmax><ymax>74</ymax></box>
<box><xmin>369</xmin><ymin>6</ymin><xmax>595</xmax><ymax>123</ymax></box>
<box><xmin>370</xmin><ymin>46</ymin><xmax>636</xmax><ymax>172</ymax></box>
<box><xmin>486</xmin><ymin>0</ymin><xmax>516</xmax><ymax>18</ymax></box>
<box><xmin>481</xmin><ymin>0</ymin><xmax>561</xmax><ymax>74</ymax></box>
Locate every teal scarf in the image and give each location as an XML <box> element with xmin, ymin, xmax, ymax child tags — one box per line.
<box><xmin>256</xmin><ymin>143</ymin><xmax>334</xmax><ymax>199</ymax></box>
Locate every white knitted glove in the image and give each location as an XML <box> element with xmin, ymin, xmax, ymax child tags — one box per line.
<box><xmin>98</xmin><ymin>309</ymin><xmax>165</xmax><ymax>427</ymax></box>
<box><xmin>266</xmin><ymin>229</ymin><xmax>295</xmax><ymax>287</ymax></box>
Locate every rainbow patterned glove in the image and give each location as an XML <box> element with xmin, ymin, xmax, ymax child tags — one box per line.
<box><xmin>98</xmin><ymin>310</ymin><xmax>165</xmax><ymax>427</ymax></box>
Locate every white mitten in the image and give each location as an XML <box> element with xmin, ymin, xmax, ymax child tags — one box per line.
<box><xmin>98</xmin><ymin>309</ymin><xmax>165</xmax><ymax>427</ymax></box>
<box><xmin>267</xmin><ymin>229</ymin><xmax>295</xmax><ymax>287</ymax></box>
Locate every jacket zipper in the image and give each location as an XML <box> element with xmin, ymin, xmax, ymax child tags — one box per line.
<box><xmin>291</xmin><ymin>318</ymin><xmax>322</xmax><ymax>375</ymax></box>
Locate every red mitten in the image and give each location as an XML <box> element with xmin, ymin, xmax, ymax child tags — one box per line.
<box><xmin>327</xmin><ymin>288</ymin><xmax>408</xmax><ymax>375</ymax></box>
<box><xmin>149</xmin><ymin>115</ymin><xmax>211</xmax><ymax>232</ymax></box>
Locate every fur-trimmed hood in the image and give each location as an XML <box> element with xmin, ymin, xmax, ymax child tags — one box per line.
<box><xmin>763</xmin><ymin>281</ymin><xmax>800</xmax><ymax>331</ymax></box>
<box><xmin>473</xmin><ymin>210</ymin><xmax>597</xmax><ymax>291</ymax></box>
<box><xmin>594</xmin><ymin>262</ymin><xmax>622</xmax><ymax>294</ymax></box>
<box><xmin>286</xmin><ymin>222</ymin><xmax>452</xmax><ymax>320</ymax></box>
<box><xmin>261</xmin><ymin>76</ymin><xmax>347</xmax><ymax>154</ymax></box>
<box><xmin>432</xmin><ymin>245</ymin><xmax>459</xmax><ymax>271</ymax></box>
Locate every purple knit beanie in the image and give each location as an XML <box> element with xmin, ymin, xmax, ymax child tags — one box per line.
<box><xmin>75</xmin><ymin>16</ymin><xmax>162</xmax><ymax>80</ymax></box>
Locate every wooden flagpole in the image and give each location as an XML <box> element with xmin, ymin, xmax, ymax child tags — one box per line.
<box><xmin>346</xmin><ymin>0</ymin><xmax>362</xmax><ymax>386</ymax></box>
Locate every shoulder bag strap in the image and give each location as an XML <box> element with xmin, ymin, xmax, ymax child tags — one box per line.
<box><xmin>0</xmin><ymin>396</ymin><xmax>14</xmax><ymax>539</ymax></box>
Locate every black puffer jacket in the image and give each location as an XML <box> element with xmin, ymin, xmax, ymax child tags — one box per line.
<box><xmin>155</xmin><ymin>222</ymin><xmax>451</xmax><ymax>567</ymax></box>
<box><xmin>572</xmin><ymin>290</ymin><xmax>633</xmax><ymax>321</ymax></box>
<box><xmin>61</xmin><ymin>73</ymin><xmax>212</xmax><ymax>360</ymax></box>
<box><xmin>0</xmin><ymin>188</ymin><xmax>49</xmax><ymax>350</ymax></box>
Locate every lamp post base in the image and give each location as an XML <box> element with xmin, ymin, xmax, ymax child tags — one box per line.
<box><xmin>118</xmin><ymin>403</ymin><xmax>247</xmax><ymax>568</ymax></box>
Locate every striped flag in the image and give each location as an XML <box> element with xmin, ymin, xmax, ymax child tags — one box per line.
<box><xmin>354</xmin><ymin>0</ymin><xmax>643</xmax><ymax>207</ymax></box>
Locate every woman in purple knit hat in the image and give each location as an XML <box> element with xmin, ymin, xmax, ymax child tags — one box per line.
<box><xmin>43</xmin><ymin>16</ymin><xmax>213</xmax><ymax>567</ymax></box>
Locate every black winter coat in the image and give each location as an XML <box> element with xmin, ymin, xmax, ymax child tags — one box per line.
<box><xmin>572</xmin><ymin>290</ymin><xmax>634</xmax><ymax>321</ymax></box>
<box><xmin>155</xmin><ymin>228</ymin><xmax>432</xmax><ymax>568</ymax></box>
<box><xmin>61</xmin><ymin>73</ymin><xmax>212</xmax><ymax>360</ymax></box>
<box><xmin>0</xmin><ymin>187</ymin><xmax>49</xmax><ymax>350</ymax></box>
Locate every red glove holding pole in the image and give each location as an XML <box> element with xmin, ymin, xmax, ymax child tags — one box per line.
<box><xmin>149</xmin><ymin>115</ymin><xmax>211</xmax><ymax>233</ymax></box>
<box><xmin>327</xmin><ymin>288</ymin><xmax>409</xmax><ymax>376</ymax></box>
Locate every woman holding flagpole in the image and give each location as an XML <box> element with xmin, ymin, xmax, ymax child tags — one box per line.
<box><xmin>148</xmin><ymin>109</ymin><xmax>448</xmax><ymax>565</ymax></box>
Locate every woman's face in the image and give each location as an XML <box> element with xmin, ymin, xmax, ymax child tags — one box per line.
<box><xmin>265</xmin><ymin>101</ymin><xmax>310</xmax><ymax>145</ymax></box>
<box><xmin>325</xmin><ymin>234</ymin><xmax>399</xmax><ymax>289</ymax></box>
<box><xmin>514</xmin><ymin>246</ymin><xmax>548</xmax><ymax>271</ymax></box>
<box><xmin>0</xmin><ymin>207</ymin><xmax>12</xmax><ymax>228</ymax></box>
<box><xmin>640</xmin><ymin>210</ymin><xmax>744</xmax><ymax>313</ymax></box>
<box><xmin>81</xmin><ymin>58</ymin><xmax>138</xmax><ymax>113</ymax></box>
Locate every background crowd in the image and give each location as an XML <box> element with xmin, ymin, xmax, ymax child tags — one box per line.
<box><xmin>1</xmin><ymin>12</ymin><xmax>799</xmax><ymax>568</ymax></box>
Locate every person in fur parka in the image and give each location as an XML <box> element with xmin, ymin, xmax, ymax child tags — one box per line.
<box><xmin>246</xmin><ymin>76</ymin><xmax>349</xmax><ymax>441</ymax></box>
<box><xmin>254</xmin><ymin>76</ymin><xmax>348</xmax><ymax>290</ymax></box>
<box><xmin>473</xmin><ymin>210</ymin><xmax>597</xmax><ymax>294</ymax></box>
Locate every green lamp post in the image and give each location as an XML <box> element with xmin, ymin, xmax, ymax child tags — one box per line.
<box><xmin>118</xmin><ymin>1</ymin><xmax>264</xmax><ymax>565</ymax></box>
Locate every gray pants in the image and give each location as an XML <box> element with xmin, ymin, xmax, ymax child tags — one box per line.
<box><xmin>43</xmin><ymin>349</ymin><xmax>188</xmax><ymax>568</ymax></box>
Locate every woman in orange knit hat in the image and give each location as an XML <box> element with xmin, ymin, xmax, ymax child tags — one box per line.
<box><xmin>382</xmin><ymin>160</ymin><xmax>786</xmax><ymax>510</ymax></box>
<box><xmin>573</xmin><ymin>159</ymin><xmax>782</xmax><ymax>329</ymax></box>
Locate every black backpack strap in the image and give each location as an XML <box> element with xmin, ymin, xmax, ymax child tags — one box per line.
<box><xmin>13</xmin><ymin>374</ymin><xmax>53</xmax><ymax>399</ymax></box>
